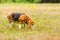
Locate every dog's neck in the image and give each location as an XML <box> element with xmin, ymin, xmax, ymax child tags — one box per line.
<box><xmin>25</xmin><ymin>16</ymin><xmax>31</xmax><ymax>24</ymax></box>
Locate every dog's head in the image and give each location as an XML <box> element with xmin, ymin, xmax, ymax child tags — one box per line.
<box><xmin>27</xmin><ymin>18</ymin><xmax>34</xmax><ymax>29</ymax></box>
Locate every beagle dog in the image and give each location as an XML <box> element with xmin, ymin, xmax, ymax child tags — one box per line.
<box><xmin>7</xmin><ymin>12</ymin><xmax>34</xmax><ymax>29</ymax></box>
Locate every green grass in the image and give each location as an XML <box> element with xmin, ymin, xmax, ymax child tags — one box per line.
<box><xmin>0</xmin><ymin>3</ymin><xmax>60</xmax><ymax>40</ymax></box>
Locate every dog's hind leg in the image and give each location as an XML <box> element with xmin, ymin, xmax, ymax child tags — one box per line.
<box><xmin>12</xmin><ymin>22</ymin><xmax>15</xmax><ymax>28</ymax></box>
<box><xmin>8</xmin><ymin>23</ymin><xmax>12</xmax><ymax>28</ymax></box>
<box><xmin>8</xmin><ymin>22</ymin><xmax>14</xmax><ymax>28</ymax></box>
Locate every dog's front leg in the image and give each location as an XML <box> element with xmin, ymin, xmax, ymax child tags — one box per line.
<box><xmin>24</xmin><ymin>21</ymin><xmax>26</xmax><ymax>27</ymax></box>
<box><xmin>18</xmin><ymin>24</ymin><xmax>21</xmax><ymax>29</ymax></box>
<box><xmin>18</xmin><ymin>21</ymin><xmax>22</xmax><ymax>29</ymax></box>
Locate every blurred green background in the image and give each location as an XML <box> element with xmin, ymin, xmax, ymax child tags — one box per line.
<box><xmin>0</xmin><ymin>0</ymin><xmax>60</xmax><ymax>40</ymax></box>
<box><xmin>0</xmin><ymin>0</ymin><xmax>60</xmax><ymax>3</ymax></box>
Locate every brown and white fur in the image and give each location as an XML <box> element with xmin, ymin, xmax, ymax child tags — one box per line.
<box><xmin>7</xmin><ymin>12</ymin><xmax>34</xmax><ymax>29</ymax></box>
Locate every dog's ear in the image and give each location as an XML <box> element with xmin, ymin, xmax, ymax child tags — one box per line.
<box><xmin>29</xmin><ymin>19</ymin><xmax>34</xmax><ymax>25</ymax></box>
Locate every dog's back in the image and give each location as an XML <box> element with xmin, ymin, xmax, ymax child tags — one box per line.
<box><xmin>12</xmin><ymin>13</ymin><xmax>21</xmax><ymax>21</ymax></box>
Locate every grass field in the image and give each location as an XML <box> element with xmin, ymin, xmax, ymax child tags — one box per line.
<box><xmin>0</xmin><ymin>3</ymin><xmax>60</xmax><ymax>40</ymax></box>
